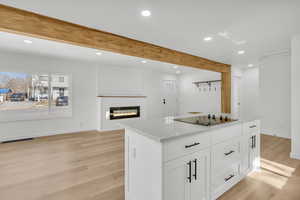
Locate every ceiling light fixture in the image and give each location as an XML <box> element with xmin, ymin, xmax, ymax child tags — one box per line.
<box><xmin>238</xmin><ymin>50</ymin><xmax>245</xmax><ymax>55</ymax></box>
<box><xmin>173</xmin><ymin>65</ymin><xmax>178</xmax><ymax>69</ymax></box>
<box><xmin>176</xmin><ymin>70</ymin><xmax>181</xmax><ymax>74</ymax></box>
<box><xmin>248</xmin><ymin>64</ymin><xmax>254</xmax><ymax>67</ymax></box>
<box><xmin>24</xmin><ymin>40</ymin><xmax>33</xmax><ymax>44</ymax></box>
<box><xmin>141</xmin><ymin>60</ymin><xmax>147</xmax><ymax>63</ymax></box>
<box><xmin>203</xmin><ymin>36</ymin><xmax>213</xmax><ymax>42</ymax></box>
<box><xmin>96</xmin><ymin>52</ymin><xmax>102</xmax><ymax>56</ymax></box>
<box><xmin>141</xmin><ymin>10</ymin><xmax>151</xmax><ymax>17</ymax></box>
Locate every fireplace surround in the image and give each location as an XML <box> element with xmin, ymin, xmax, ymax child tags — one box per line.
<box><xmin>97</xmin><ymin>96</ymin><xmax>146</xmax><ymax>130</ymax></box>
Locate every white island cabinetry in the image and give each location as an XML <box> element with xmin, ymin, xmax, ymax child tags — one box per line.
<box><xmin>122</xmin><ymin>118</ymin><xmax>260</xmax><ymax>200</ymax></box>
<box><xmin>164</xmin><ymin>149</ymin><xmax>210</xmax><ymax>200</ymax></box>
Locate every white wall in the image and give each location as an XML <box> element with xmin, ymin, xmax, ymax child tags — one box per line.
<box><xmin>178</xmin><ymin>70</ymin><xmax>221</xmax><ymax>114</ymax></box>
<box><xmin>259</xmin><ymin>54</ymin><xmax>291</xmax><ymax>138</ymax></box>
<box><xmin>97</xmin><ymin>66</ymin><xmax>144</xmax><ymax>96</ymax></box>
<box><xmin>240</xmin><ymin>68</ymin><xmax>260</xmax><ymax>120</ymax></box>
<box><xmin>97</xmin><ymin>65</ymin><xmax>178</xmax><ymax>118</ymax></box>
<box><xmin>0</xmin><ymin>50</ymin><xmax>98</xmax><ymax>141</ymax></box>
<box><xmin>291</xmin><ymin>35</ymin><xmax>300</xmax><ymax>158</ymax></box>
<box><xmin>231</xmin><ymin>67</ymin><xmax>243</xmax><ymax>118</ymax></box>
<box><xmin>1</xmin><ymin>50</ymin><xmax>258</xmax><ymax>141</ymax></box>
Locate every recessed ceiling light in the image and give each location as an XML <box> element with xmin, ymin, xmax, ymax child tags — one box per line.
<box><xmin>248</xmin><ymin>64</ymin><xmax>254</xmax><ymax>67</ymax></box>
<box><xmin>96</xmin><ymin>52</ymin><xmax>102</xmax><ymax>56</ymax></box>
<box><xmin>238</xmin><ymin>50</ymin><xmax>245</xmax><ymax>55</ymax></box>
<box><xmin>141</xmin><ymin>60</ymin><xmax>147</xmax><ymax>63</ymax></box>
<box><xmin>176</xmin><ymin>70</ymin><xmax>181</xmax><ymax>74</ymax></box>
<box><xmin>24</xmin><ymin>40</ymin><xmax>32</xmax><ymax>44</ymax></box>
<box><xmin>141</xmin><ymin>10</ymin><xmax>151</xmax><ymax>17</ymax></box>
<box><xmin>173</xmin><ymin>65</ymin><xmax>178</xmax><ymax>69</ymax></box>
<box><xmin>203</xmin><ymin>36</ymin><xmax>213</xmax><ymax>42</ymax></box>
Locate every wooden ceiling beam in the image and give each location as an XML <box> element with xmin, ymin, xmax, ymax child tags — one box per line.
<box><xmin>0</xmin><ymin>4</ymin><xmax>230</xmax><ymax>73</ymax></box>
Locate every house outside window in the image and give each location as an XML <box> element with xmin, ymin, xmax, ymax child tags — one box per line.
<box><xmin>51</xmin><ymin>74</ymin><xmax>69</xmax><ymax>108</ymax></box>
<box><xmin>0</xmin><ymin>72</ymin><xmax>72</xmax><ymax>121</ymax></box>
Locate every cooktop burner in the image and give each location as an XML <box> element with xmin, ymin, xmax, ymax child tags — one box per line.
<box><xmin>174</xmin><ymin>114</ymin><xmax>238</xmax><ymax>126</ymax></box>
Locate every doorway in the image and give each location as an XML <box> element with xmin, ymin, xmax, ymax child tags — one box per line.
<box><xmin>162</xmin><ymin>80</ymin><xmax>178</xmax><ymax>117</ymax></box>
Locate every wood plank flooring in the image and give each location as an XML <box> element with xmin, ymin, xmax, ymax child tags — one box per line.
<box><xmin>0</xmin><ymin>131</ymin><xmax>300</xmax><ymax>200</ymax></box>
<box><xmin>0</xmin><ymin>130</ymin><xmax>124</xmax><ymax>200</ymax></box>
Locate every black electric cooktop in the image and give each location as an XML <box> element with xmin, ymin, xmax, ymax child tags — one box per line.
<box><xmin>174</xmin><ymin>114</ymin><xmax>238</xmax><ymax>126</ymax></box>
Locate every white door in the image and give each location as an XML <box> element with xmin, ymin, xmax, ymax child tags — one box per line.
<box><xmin>164</xmin><ymin>150</ymin><xmax>210</xmax><ymax>200</ymax></box>
<box><xmin>232</xmin><ymin>77</ymin><xmax>241</xmax><ymax>118</ymax></box>
<box><xmin>162</xmin><ymin>80</ymin><xmax>178</xmax><ymax>117</ymax></box>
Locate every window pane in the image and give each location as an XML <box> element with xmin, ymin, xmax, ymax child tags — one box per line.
<box><xmin>30</xmin><ymin>75</ymin><xmax>49</xmax><ymax>110</ymax></box>
<box><xmin>51</xmin><ymin>75</ymin><xmax>69</xmax><ymax>108</ymax></box>
<box><xmin>0</xmin><ymin>72</ymin><xmax>49</xmax><ymax>111</ymax></box>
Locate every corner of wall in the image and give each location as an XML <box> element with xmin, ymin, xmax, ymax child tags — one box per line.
<box><xmin>290</xmin><ymin>152</ymin><xmax>300</xmax><ymax>160</ymax></box>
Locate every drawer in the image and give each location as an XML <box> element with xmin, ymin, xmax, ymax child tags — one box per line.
<box><xmin>163</xmin><ymin>132</ymin><xmax>210</xmax><ymax>162</ymax></box>
<box><xmin>212</xmin><ymin>139</ymin><xmax>241</xmax><ymax>172</ymax></box>
<box><xmin>243</xmin><ymin>120</ymin><xmax>260</xmax><ymax>135</ymax></box>
<box><xmin>211</xmin><ymin>124</ymin><xmax>242</xmax><ymax>145</ymax></box>
<box><xmin>212</xmin><ymin>163</ymin><xmax>241</xmax><ymax>198</ymax></box>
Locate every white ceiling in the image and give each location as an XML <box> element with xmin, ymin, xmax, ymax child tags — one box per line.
<box><xmin>0</xmin><ymin>31</ymin><xmax>214</xmax><ymax>75</ymax></box>
<box><xmin>0</xmin><ymin>0</ymin><xmax>299</xmax><ymax>68</ymax></box>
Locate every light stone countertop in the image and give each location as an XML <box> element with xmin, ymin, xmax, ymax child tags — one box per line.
<box><xmin>118</xmin><ymin>114</ymin><xmax>259</xmax><ymax>142</ymax></box>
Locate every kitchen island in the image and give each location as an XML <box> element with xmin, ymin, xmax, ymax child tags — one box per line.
<box><xmin>119</xmin><ymin>114</ymin><xmax>260</xmax><ymax>200</ymax></box>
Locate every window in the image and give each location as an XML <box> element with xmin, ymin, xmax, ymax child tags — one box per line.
<box><xmin>59</xmin><ymin>76</ymin><xmax>64</xmax><ymax>83</ymax></box>
<box><xmin>0</xmin><ymin>72</ymin><xmax>71</xmax><ymax>121</ymax></box>
<box><xmin>50</xmin><ymin>74</ymin><xmax>69</xmax><ymax>108</ymax></box>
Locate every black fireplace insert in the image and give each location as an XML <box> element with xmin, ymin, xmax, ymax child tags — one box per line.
<box><xmin>110</xmin><ymin>106</ymin><xmax>140</xmax><ymax>120</ymax></box>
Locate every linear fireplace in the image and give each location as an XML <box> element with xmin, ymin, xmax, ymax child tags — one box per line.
<box><xmin>97</xmin><ymin>96</ymin><xmax>145</xmax><ymax>130</ymax></box>
<box><xmin>110</xmin><ymin>106</ymin><xmax>140</xmax><ymax>120</ymax></box>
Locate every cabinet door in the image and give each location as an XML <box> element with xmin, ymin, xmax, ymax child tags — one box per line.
<box><xmin>164</xmin><ymin>150</ymin><xmax>210</xmax><ymax>200</ymax></box>
<box><xmin>190</xmin><ymin>150</ymin><xmax>210</xmax><ymax>200</ymax></box>
<box><xmin>164</xmin><ymin>155</ymin><xmax>191</xmax><ymax>200</ymax></box>
<box><xmin>240</xmin><ymin>134</ymin><xmax>250</xmax><ymax>175</ymax></box>
<box><xmin>249</xmin><ymin>133</ymin><xmax>260</xmax><ymax>170</ymax></box>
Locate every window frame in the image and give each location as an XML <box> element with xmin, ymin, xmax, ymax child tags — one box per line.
<box><xmin>0</xmin><ymin>72</ymin><xmax>72</xmax><ymax>122</ymax></box>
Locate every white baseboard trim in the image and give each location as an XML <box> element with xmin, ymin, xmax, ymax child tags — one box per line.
<box><xmin>0</xmin><ymin>128</ymin><xmax>96</xmax><ymax>143</ymax></box>
<box><xmin>260</xmin><ymin>131</ymin><xmax>291</xmax><ymax>139</ymax></box>
<box><xmin>97</xmin><ymin>127</ymin><xmax>124</xmax><ymax>132</ymax></box>
<box><xmin>290</xmin><ymin>152</ymin><xmax>300</xmax><ymax>160</ymax></box>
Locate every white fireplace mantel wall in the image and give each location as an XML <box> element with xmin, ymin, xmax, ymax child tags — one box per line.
<box><xmin>97</xmin><ymin>65</ymin><xmax>178</xmax><ymax>120</ymax></box>
<box><xmin>97</xmin><ymin>97</ymin><xmax>146</xmax><ymax>131</ymax></box>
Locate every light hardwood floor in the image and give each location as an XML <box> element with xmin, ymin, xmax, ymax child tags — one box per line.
<box><xmin>219</xmin><ymin>134</ymin><xmax>300</xmax><ymax>200</ymax></box>
<box><xmin>0</xmin><ymin>130</ymin><xmax>124</xmax><ymax>200</ymax></box>
<box><xmin>0</xmin><ymin>132</ymin><xmax>300</xmax><ymax>200</ymax></box>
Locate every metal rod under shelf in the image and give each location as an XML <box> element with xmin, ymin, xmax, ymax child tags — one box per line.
<box><xmin>192</xmin><ymin>80</ymin><xmax>221</xmax><ymax>85</ymax></box>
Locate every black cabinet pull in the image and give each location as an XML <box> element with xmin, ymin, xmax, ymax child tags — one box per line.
<box><xmin>187</xmin><ymin>161</ymin><xmax>192</xmax><ymax>183</ymax></box>
<box><xmin>249</xmin><ymin>125</ymin><xmax>257</xmax><ymax>128</ymax></box>
<box><xmin>193</xmin><ymin>159</ymin><xmax>197</xmax><ymax>180</ymax></box>
<box><xmin>224</xmin><ymin>174</ymin><xmax>234</xmax><ymax>182</ymax></box>
<box><xmin>224</xmin><ymin>150</ymin><xmax>235</xmax><ymax>156</ymax></box>
<box><xmin>185</xmin><ymin>142</ymin><xmax>200</xmax><ymax>149</ymax></box>
<box><xmin>250</xmin><ymin>135</ymin><xmax>257</xmax><ymax>149</ymax></box>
